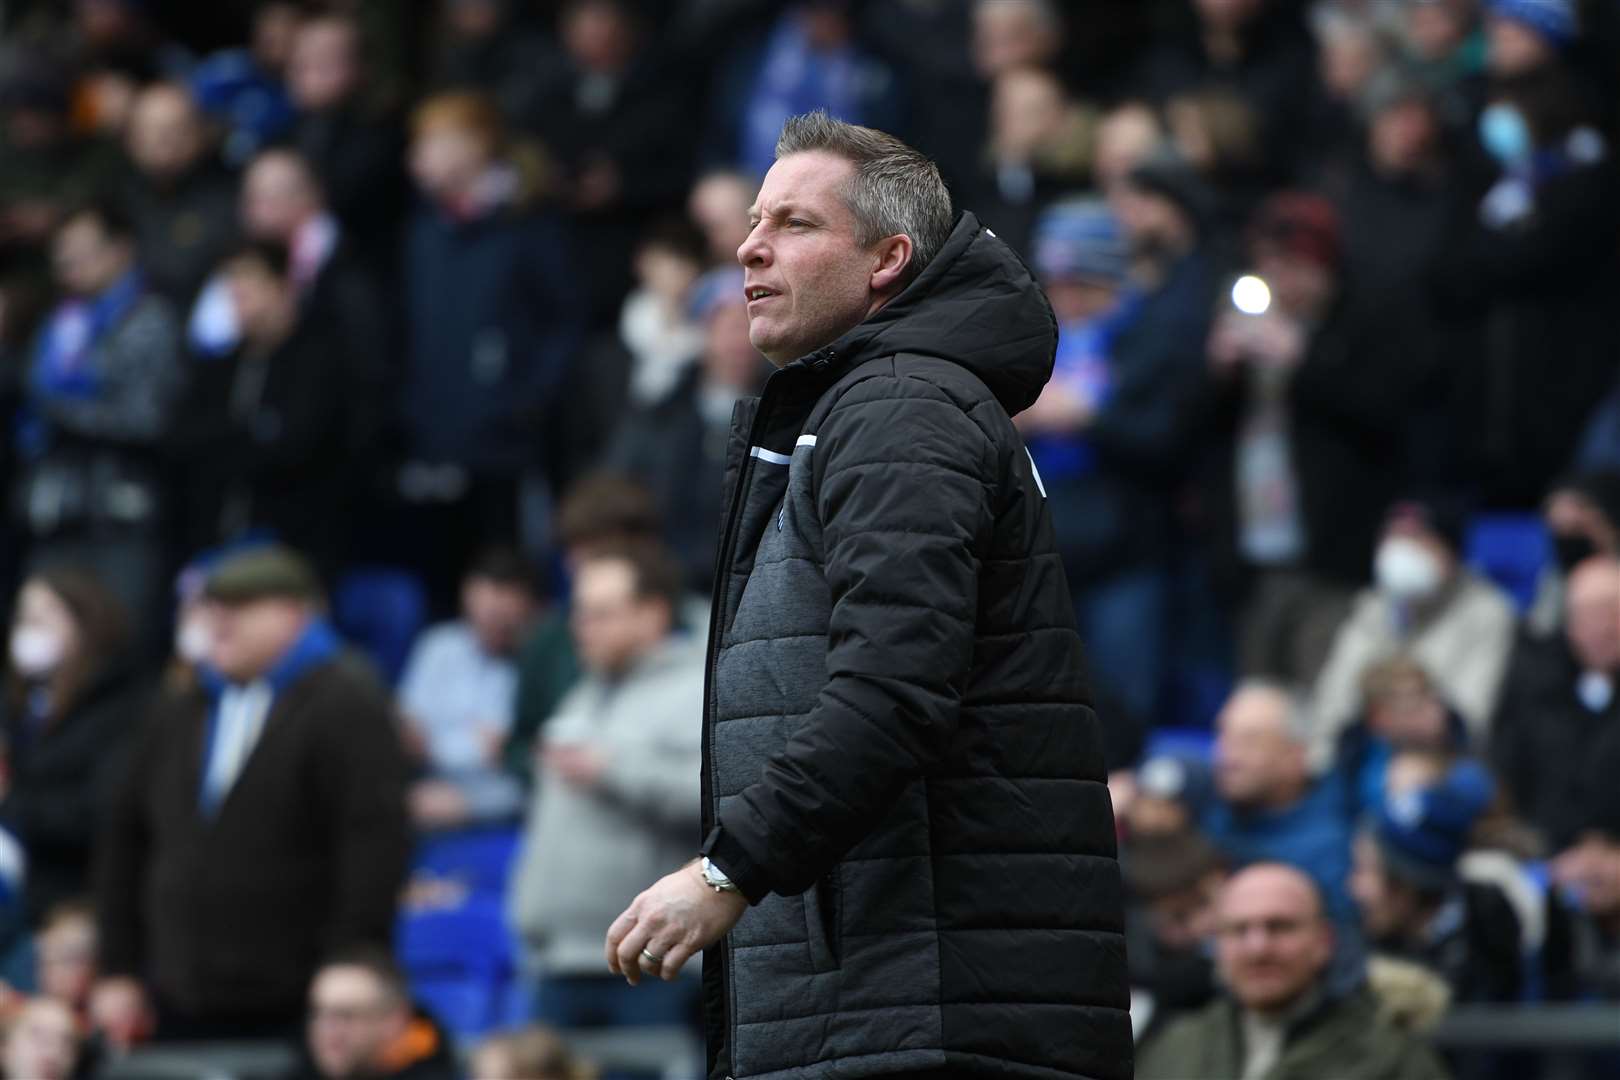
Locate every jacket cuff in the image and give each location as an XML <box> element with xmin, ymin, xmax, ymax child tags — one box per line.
<box><xmin>701</xmin><ymin>824</ymin><xmax>772</xmax><ymax>905</ymax></box>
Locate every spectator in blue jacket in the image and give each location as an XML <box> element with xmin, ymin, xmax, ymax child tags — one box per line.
<box><xmin>1203</xmin><ymin>681</ymin><xmax>1355</xmax><ymax>923</ymax></box>
<box><xmin>400</xmin><ymin>90</ymin><xmax>584</xmax><ymax>607</ymax></box>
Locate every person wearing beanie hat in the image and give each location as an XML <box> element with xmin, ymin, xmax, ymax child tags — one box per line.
<box><xmin>1349</xmin><ymin>758</ymin><xmax>1526</xmax><ymax>1003</ymax></box>
<box><xmin>1308</xmin><ymin>497</ymin><xmax>1516</xmax><ymax>754</ymax></box>
<box><xmin>1016</xmin><ymin>192</ymin><xmax>1204</xmax><ymax>727</ymax></box>
<box><xmin>1486</xmin><ymin>0</ymin><xmax>1578</xmax><ymax>76</ymax></box>
<box><xmin>93</xmin><ymin>541</ymin><xmax>410</xmax><ymax>1042</ymax></box>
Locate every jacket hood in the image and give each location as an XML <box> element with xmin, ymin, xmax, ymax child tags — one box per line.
<box><xmin>806</xmin><ymin>211</ymin><xmax>1058</xmax><ymax>416</ymax></box>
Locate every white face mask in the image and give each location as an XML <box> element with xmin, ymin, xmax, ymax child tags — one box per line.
<box><xmin>1375</xmin><ymin>537</ymin><xmax>1445</xmax><ymax>603</ymax></box>
<box><xmin>10</xmin><ymin>625</ymin><xmax>65</xmax><ymax>678</ymax></box>
<box><xmin>176</xmin><ymin>619</ymin><xmax>214</xmax><ymax>665</ymax></box>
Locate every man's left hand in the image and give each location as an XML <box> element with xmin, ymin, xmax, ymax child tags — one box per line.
<box><xmin>542</xmin><ymin>743</ymin><xmax>608</xmax><ymax>789</ymax></box>
<box><xmin>606</xmin><ymin>861</ymin><xmax>749</xmax><ymax>985</ymax></box>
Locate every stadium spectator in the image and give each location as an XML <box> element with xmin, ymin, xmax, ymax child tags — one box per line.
<box><xmin>509</xmin><ymin>542</ymin><xmax>703</xmax><ymax>1029</ymax></box>
<box><xmin>1551</xmin><ymin>829</ymin><xmax>1620</xmax><ymax>1001</ymax></box>
<box><xmin>169</xmin><ymin>242</ymin><xmax>352</xmax><ymax>573</ymax></box>
<box><xmin>617</xmin><ymin>217</ymin><xmax>706</xmax><ymax>409</ymax></box>
<box><xmin>1484</xmin><ymin>0</ymin><xmax>1578</xmax><ymax>78</ymax></box>
<box><xmin>508</xmin><ymin>475</ymin><xmax>669</xmax><ymax>781</ymax></box>
<box><xmin>1306</xmin><ymin>3</ymin><xmax>1394</xmax><ymax>164</ymax></box>
<box><xmin>1311</xmin><ymin>501</ymin><xmax>1517</xmax><ymax>754</ymax></box>
<box><xmin>1204</xmin><ymin>682</ymin><xmax>1354</xmax><ymax>920</ymax></box>
<box><xmin>528</xmin><ymin>0</ymin><xmax>696</xmax><ymax>323</ymax></box>
<box><xmin>970</xmin><ymin>0</ymin><xmax>1063</xmax><ymax>81</ymax></box>
<box><xmin>607</xmin><ymin>266</ymin><xmax>766</xmax><ymax>595</ymax></box>
<box><xmin>1334</xmin><ymin>656</ymin><xmax>1469</xmax><ymax>823</ymax></box>
<box><xmin>399</xmin><ymin>90</ymin><xmax>583</xmax><ymax>606</ymax></box>
<box><xmin>93</xmin><ymin>546</ymin><xmax>409</xmax><ymax>1044</ymax></box>
<box><xmin>471</xmin><ymin>1026</ymin><xmax>597</xmax><ymax>1080</ymax></box>
<box><xmin>34</xmin><ymin>900</ymin><xmax>96</xmax><ymax>1019</ymax></box>
<box><xmin>0</xmin><ymin>995</ymin><xmax>81</xmax><ymax>1080</ymax></box>
<box><xmin>430</xmin><ymin>0</ymin><xmax>559</xmax><ymax>125</ymax></box>
<box><xmin>965</xmin><ymin>65</ymin><xmax>1093</xmax><ymax>258</ymax></box>
<box><xmin>1492</xmin><ymin>556</ymin><xmax>1620</xmax><ymax>851</ymax></box>
<box><xmin>1527</xmin><ymin>471</ymin><xmax>1620</xmax><ymax>638</ymax></box>
<box><xmin>1432</xmin><ymin>64</ymin><xmax>1620</xmax><ymax>507</ymax></box>
<box><xmin>290</xmin><ymin>947</ymin><xmax>457</xmax><ymax>1080</ymax></box>
<box><xmin>0</xmin><ymin>55</ymin><xmax>112</xmax><ymax>261</ymax></box>
<box><xmin>117</xmin><ymin>82</ymin><xmax>239</xmax><ymax>309</ymax></box>
<box><xmin>1091</xmin><ymin>99</ymin><xmax>1165</xmax><ymax>196</ymax></box>
<box><xmin>1125</xmin><ymin>752</ymin><xmax>1215</xmax><ymax>841</ymax></box>
<box><xmin>187</xmin><ymin>0</ymin><xmax>302</xmax><ymax>168</ymax></box>
<box><xmin>1018</xmin><ymin>197</ymin><xmax>1203</xmax><ymax>727</ymax></box>
<box><xmin>687</xmin><ymin>169</ymin><xmax>756</xmax><ymax>268</ymax></box>
<box><xmin>1350</xmin><ymin>758</ymin><xmax>1524</xmax><ymax>1004</ymax></box>
<box><xmin>705</xmin><ymin>1</ymin><xmax>905</xmax><ymax>183</ymax></box>
<box><xmin>11</xmin><ymin>202</ymin><xmax>182</xmax><ymax>625</ymax></box>
<box><xmin>1202</xmin><ymin>193</ymin><xmax>1415</xmax><ymax>686</ymax></box>
<box><xmin>399</xmin><ymin>546</ymin><xmax>537</xmax><ymax>830</ymax></box>
<box><xmin>1123</xmin><ymin>830</ymin><xmax>1227</xmax><ymax>1019</ymax></box>
<box><xmin>191</xmin><ymin>147</ymin><xmax>389</xmax><ymax>469</ymax></box>
<box><xmin>1</xmin><ymin>568</ymin><xmax>141</xmax><ymax>928</ymax></box>
<box><xmin>286</xmin><ymin>13</ymin><xmax>407</xmax><ymax>274</ymax></box>
<box><xmin>1137</xmin><ymin>862</ymin><xmax>1449</xmax><ymax>1080</ymax></box>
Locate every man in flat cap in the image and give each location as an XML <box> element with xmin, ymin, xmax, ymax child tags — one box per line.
<box><xmin>92</xmin><ymin>546</ymin><xmax>410</xmax><ymax>1046</ymax></box>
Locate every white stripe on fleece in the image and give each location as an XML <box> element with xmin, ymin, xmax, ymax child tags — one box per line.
<box><xmin>796</xmin><ymin>434</ymin><xmax>817</xmax><ymax>448</ymax></box>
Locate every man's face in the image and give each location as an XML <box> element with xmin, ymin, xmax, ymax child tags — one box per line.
<box><xmin>2</xmin><ymin>999</ymin><xmax>77</xmax><ymax>1080</ymax></box>
<box><xmin>689</xmin><ymin>173</ymin><xmax>755</xmax><ymax>265</ymax></box>
<box><xmin>570</xmin><ymin>559</ymin><xmax>667</xmax><ymax>677</ymax></box>
<box><xmin>37</xmin><ymin>916</ymin><xmax>96</xmax><ymax>1009</ymax></box>
<box><xmin>1253</xmin><ymin>247</ymin><xmax>1336</xmax><ymax>318</ymax></box>
<box><xmin>702</xmin><ymin>302</ymin><xmax>764</xmax><ymax>392</ymax></box>
<box><xmin>1370</xmin><ymin>100</ymin><xmax>1439</xmax><ymax>175</ymax></box>
<box><xmin>1195</xmin><ymin>0</ymin><xmax>1262</xmax><ymax>31</ymax></box>
<box><xmin>1566</xmin><ymin>559</ymin><xmax>1620</xmax><ymax>674</ymax></box>
<box><xmin>738</xmin><ymin>151</ymin><xmax>883</xmax><ymax>367</ymax></box>
<box><xmin>243</xmin><ymin>154</ymin><xmax>318</xmax><ymax>241</ymax></box>
<box><xmin>409</xmin><ymin>127</ymin><xmax>491</xmax><ymax>201</ymax></box>
<box><xmin>290</xmin><ymin>21</ymin><xmax>360</xmax><ymax>111</ymax></box>
<box><xmin>208</xmin><ymin>597</ymin><xmax>308</xmax><ymax>682</ymax></box>
<box><xmin>308</xmin><ymin>966</ymin><xmax>405</xmax><ymax>1080</ymax></box>
<box><xmin>990</xmin><ymin>68</ymin><xmax>1065</xmax><ymax>161</ymax></box>
<box><xmin>1488</xmin><ymin>16</ymin><xmax>1554</xmax><ymax>77</ymax></box>
<box><xmin>52</xmin><ymin>217</ymin><xmax>129</xmax><ymax>298</ymax></box>
<box><xmin>463</xmin><ymin>577</ymin><xmax>534</xmax><ymax>657</ymax></box>
<box><xmin>225</xmin><ymin>258</ymin><xmax>295</xmax><ymax>340</ymax></box>
<box><xmin>1407</xmin><ymin>0</ymin><xmax>1469</xmax><ymax>62</ymax></box>
<box><xmin>1216</xmin><ymin>865</ymin><xmax>1335</xmax><ymax>1015</ymax></box>
<box><xmin>127</xmin><ymin>87</ymin><xmax>203</xmax><ymax>183</ymax></box>
<box><xmin>1214</xmin><ymin>688</ymin><xmax>1302</xmax><ymax>808</ymax></box>
<box><xmin>972</xmin><ymin>0</ymin><xmax>1056</xmax><ymax>80</ymax></box>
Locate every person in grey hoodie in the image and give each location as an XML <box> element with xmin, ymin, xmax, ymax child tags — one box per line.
<box><xmin>509</xmin><ymin>540</ymin><xmax>703</xmax><ymax>1028</ymax></box>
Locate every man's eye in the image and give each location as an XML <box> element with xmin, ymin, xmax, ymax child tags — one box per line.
<box><xmin>787</xmin><ymin>219</ymin><xmax>810</xmax><ymax>228</ymax></box>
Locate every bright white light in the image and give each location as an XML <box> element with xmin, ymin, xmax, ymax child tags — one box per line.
<box><xmin>1231</xmin><ymin>275</ymin><xmax>1271</xmax><ymax>316</ymax></box>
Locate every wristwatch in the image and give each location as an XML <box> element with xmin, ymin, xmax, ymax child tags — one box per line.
<box><xmin>701</xmin><ymin>856</ymin><xmax>741</xmax><ymax>894</ymax></box>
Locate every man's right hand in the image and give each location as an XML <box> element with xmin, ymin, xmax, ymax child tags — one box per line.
<box><xmin>90</xmin><ymin>976</ymin><xmax>152</xmax><ymax>1050</ymax></box>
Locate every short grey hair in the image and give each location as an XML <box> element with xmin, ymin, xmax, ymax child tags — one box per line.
<box><xmin>775</xmin><ymin>110</ymin><xmax>954</xmax><ymax>287</ymax></box>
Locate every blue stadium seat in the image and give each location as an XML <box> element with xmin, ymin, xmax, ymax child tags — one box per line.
<box><xmin>1144</xmin><ymin>728</ymin><xmax>1216</xmax><ymax>764</ymax></box>
<box><xmin>399</xmin><ymin>893</ymin><xmax>518</xmax><ymax>1041</ymax></box>
<box><xmin>333</xmin><ymin>567</ymin><xmax>429</xmax><ymax>684</ymax></box>
<box><xmin>412</xmin><ymin>825</ymin><xmax>523</xmax><ymax>897</ymax></box>
<box><xmin>413</xmin><ymin>975</ymin><xmax>499</xmax><ymax>1039</ymax></box>
<box><xmin>1465</xmin><ymin>513</ymin><xmax>1551</xmax><ymax>613</ymax></box>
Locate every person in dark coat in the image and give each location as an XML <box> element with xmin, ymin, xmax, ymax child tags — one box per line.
<box><xmin>1431</xmin><ymin>64</ymin><xmax>1620</xmax><ymax>508</ymax></box>
<box><xmin>1491</xmin><ymin>556</ymin><xmax>1620</xmax><ymax>852</ymax></box>
<box><xmin>1349</xmin><ymin>758</ymin><xmax>1524</xmax><ymax>1004</ymax></box>
<box><xmin>286</xmin><ymin>14</ymin><xmax>408</xmax><ymax>278</ymax></box>
<box><xmin>398</xmin><ymin>91</ymin><xmax>584</xmax><ymax>606</ymax></box>
<box><xmin>1200</xmin><ymin>192</ymin><xmax>1418</xmax><ymax>684</ymax></box>
<box><xmin>91</xmin><ymin>546</ymin><xmax>410</xmax><ymax>1047</ymax></box>
<box><xmin>606</xmin><ymin>112</ymin><xmax>1131</xmax><ymax>1080</ymax></box>
<box><xmin>287</xmin><ymin>949</ymin><xmax>457</xmax><ymax>1080</ymax></box>
<box><xmin>606</xmin><ymin>267</ymin><xmax>766</xmax><ymax>595</ymax></box>
<box><xmin>0</xmin><ymin>568</ymin><xmax>143</xmax><ymax>928</ymax></box>
<box><xmin>117</xmin><ymin>83</ymin><xmax>240</xmax><ymax>311</ymax></box>
<box><xmin>170</xmin><ymin>242</ymin><xmax>351</xmax><ymax>575</ymax></box>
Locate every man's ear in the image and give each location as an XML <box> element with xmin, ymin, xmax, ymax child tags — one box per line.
<box><xmin>870</xmin><ymin>234</ymin><xmax>914</xmax><ymax>295</ymax></box>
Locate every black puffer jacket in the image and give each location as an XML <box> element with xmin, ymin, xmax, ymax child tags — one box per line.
<box><xmin>699</xmin><ymin>213</ymin><xmax>1131</xmax><ymax>1079</ymax></box>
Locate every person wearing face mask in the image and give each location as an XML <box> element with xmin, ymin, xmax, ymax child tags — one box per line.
<box><xmin>1527</xmin><ymin>471</ymin><xmax>1620</xmax><ymax>639</ymax></box>
<box><xmin>1492</xmin><ymin>555</ymin><xmax>1620</xmax><ymax>852</ymax></box>
<box><xmin>1308</xmin><ymin>501</ymin><xmax>1516</xmax><ymax>759</ymax></box>
<box><xmin>0</xmin><ymin>568</ymin><xmax>143</xmax><ymax>931</ymax></box>
<box><xmin>1432</xmin><ymin>62</ymin><xmax>1620</xmax><ymax>507</ymax></box>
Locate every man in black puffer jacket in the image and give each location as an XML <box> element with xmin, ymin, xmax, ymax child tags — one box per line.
<box><xmin>606</xmin><ymin>111</ymin><xmax>1132</xmax><ymax>1080</ymax></box>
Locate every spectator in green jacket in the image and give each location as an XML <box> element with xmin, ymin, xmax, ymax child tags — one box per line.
<box><xmin>1138</xmin><ymin>861</ymin><xmax>1450</xmax><ymax>1080</ymax></box>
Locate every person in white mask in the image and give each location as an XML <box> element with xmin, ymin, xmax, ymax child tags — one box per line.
<box><xmin>2</xmin><ymin>568</ymin><xmax>142</xmax><ymax>929</ymax></box>
<box><xmin>1306</xmin><ymin>501</ymin><xmax>1516</xmax><ymax>763</ymax></box>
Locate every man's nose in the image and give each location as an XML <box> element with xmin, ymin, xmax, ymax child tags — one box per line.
<box><xmin>737</xmin><ymin>226</ymin><xmax>769</xmax><ymax>267</ymax></box>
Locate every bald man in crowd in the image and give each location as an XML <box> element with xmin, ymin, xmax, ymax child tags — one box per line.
<box><xmin>1138</xmin><ymin>862</ymin><xmax>1449</xmax><ymax>1080</ymax></box>
<box><xmin>1202</xmin><ymin>682</ymin><xmax>1355</xmax><ymax>921</ymax></box>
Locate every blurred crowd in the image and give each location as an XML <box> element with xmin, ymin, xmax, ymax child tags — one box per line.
<box><xmin>0</xmin><ymin>0</ymin><xmax>1617</xmax><ymax>1077</ymax></box>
